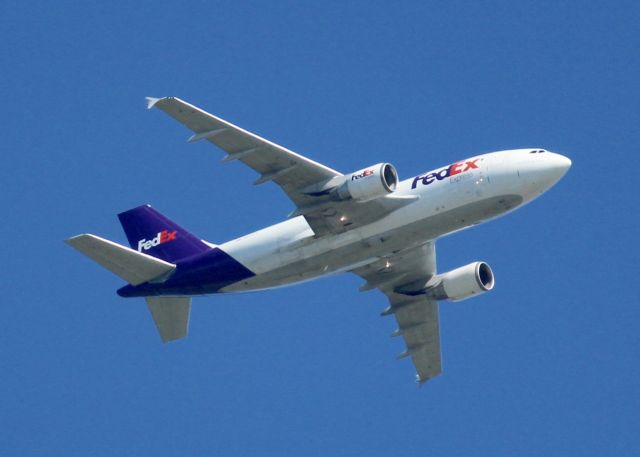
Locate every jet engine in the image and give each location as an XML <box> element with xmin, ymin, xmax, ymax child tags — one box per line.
<box><xmin>335</xmin><ymin>163</ymin><xmax>398</xmax><ymax>202</ymax></box>
<box><xmin>426</xmin><ymin>261</ymin><xmax>494</xmax><ymax>302</ymax></box>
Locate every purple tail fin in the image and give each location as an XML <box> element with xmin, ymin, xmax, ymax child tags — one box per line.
<box><xmin>118</xmin><ymin>205</ymin><xmax>211</xmax><ymax>263</ymax></box>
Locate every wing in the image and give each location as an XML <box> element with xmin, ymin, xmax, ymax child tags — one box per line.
<box><xmin>147</xmin><ymin>97</ymin><xmax>417</xmax><ymax>237</ymax></box>
<box><xmin>351</xmin><ymin>242</ymin><xmax>442</xmax><ymax>384</ymax></box>
<box><xmin>146</xmin><ymin>96</ymin><xmax>340</xmax><ymax>205</ymax></box>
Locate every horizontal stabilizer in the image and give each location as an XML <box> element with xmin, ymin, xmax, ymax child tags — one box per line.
<box><xmin>145</xmin><ymin>296</ymin><xmax>191</xmax><ymax>342</ymax></box>
<box><xmin>65</xmin><ymin>234</ymin><xmax>175</xmax><ymax>285</ymax></box>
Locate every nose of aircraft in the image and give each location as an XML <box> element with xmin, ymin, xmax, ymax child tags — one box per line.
<box><xmin>515</xmin><ymin>151</ymin><xmax>571</xmax><ymax>198</ymax></box>
<box><xmin>550</xmin><ymin>152</ymin><xmax>572</xmax><ymax>172</ymax></box>
<box><xmin>547</xmin><ymin>152</ymin><xmax>572</xmax><ymax>182</ymax></box>
<box><xmin>536</xmin><ymin>152</ymin><xmax>571</xmax><ymax>188</ymax></box>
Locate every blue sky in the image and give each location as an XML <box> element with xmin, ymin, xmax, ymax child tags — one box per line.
<box><xmin>2</xmin><ymin>1</ymin><xmax>639</xmax><ymax>455</ymax></box>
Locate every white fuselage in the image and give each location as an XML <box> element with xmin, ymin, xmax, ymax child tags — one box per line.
<box><xmin>219</xmin><ymin>149</ymin><xmax>571</xmax><ymax>292</ymax></box>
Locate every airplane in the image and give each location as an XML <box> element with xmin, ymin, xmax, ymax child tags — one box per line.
<box><xmin>66</xmin><ymin>96</ymin><xmax>571</xmax><ymax>384</ymax></box>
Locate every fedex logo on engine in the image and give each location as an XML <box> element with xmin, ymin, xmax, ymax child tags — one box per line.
<box><xmin>411</xmin><ymin>159</ymin><xmax>481</xmax><ymax>189</ymax></box>
<box><xmin>137</xmin><ymin>230</ymin><xmax>177</xmax><ymax>252</ymax></box>
<box><xmin>352</xmin><ymin>169</ymin><xmax>374</xmax><ymax>180</ymax></box>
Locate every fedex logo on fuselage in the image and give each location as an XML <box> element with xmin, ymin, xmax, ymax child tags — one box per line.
<box><xmin>137</xmin><ymin>230</ymin><xmax>177</xmax><ymax>252</ymax></box>
<box><xmin>352</xmin><ymin>169</ymin><xmax>374</xmax><ymax>180</ymax></box>
<box><xmin>411</xmin><ymin>159</ymin><xmax>481</xmax><ymax>189</ymax></box>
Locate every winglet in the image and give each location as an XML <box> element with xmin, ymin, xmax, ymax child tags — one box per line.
<box><xmin>145</xmin><ymin>96</ymin><xmax>163</xmax><ymax>109</ymax></box>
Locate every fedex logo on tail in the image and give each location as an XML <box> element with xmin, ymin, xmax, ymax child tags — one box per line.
<box><xmin>411</xmin><ymin>159</ymin><xmax>481</xmax><ymax>189</ymax></box>
<box><xmin>138</xmin><ymin>230</ymin><xmax>177</xmax><ymax>252</ymax></box>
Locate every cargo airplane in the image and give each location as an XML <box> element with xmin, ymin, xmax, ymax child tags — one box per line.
<box><xmin>66</xmin><ymin>97</ymin><xmax>571</xmax><ymax>384</ymax></box>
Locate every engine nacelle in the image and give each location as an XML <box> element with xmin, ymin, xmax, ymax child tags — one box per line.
<box><xmin>335</xmin><ymin>163</ymin><xmax>398</xmax><ymax>202</ymax></box>
<box><xmin>429</xmin><ymin>262</ymin><xmax>495</xmax><ymax>302</ymax></box>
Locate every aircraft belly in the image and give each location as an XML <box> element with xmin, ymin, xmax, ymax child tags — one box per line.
<box><xmin>222</xmin><ymin>194</ymin><xmax>522</xmax><ymax>292</ymax></box>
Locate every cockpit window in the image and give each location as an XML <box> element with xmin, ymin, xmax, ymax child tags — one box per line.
<box><xmin>529</xmin><ymin>149</ymin><xmax>546</xmax><ymax>154</ymax></box>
